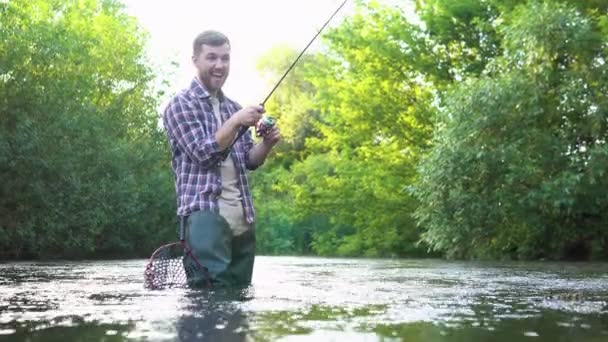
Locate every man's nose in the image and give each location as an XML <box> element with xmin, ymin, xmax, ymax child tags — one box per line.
<box><xmin>214</xmin><ymin>60</ymin><xmax>228</xmax><ymax>69</ymax></box>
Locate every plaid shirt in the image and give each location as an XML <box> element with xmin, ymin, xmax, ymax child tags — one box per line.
<box><xmin>162</xmin><ymin>78</ymin><xmax>257</xmax><ymax>223</ymax></box>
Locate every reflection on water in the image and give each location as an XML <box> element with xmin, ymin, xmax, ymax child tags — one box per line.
<box><xmin>0</xmin><ymin>258</ymin><xmax>606</xmax><ymax>341</ymax></box>
<box><xmin>177</xmin><ymin>289</ymin><xmax>253</xmax><ymax>342</ymax></box>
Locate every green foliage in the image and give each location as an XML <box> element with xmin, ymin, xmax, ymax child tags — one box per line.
<box><xmin>3</xmin><ymin>0</ymin><xmax>607</xmax><ymax>261</ymax></box>
<box><xmin>253</xmin><ymin>2</ymin><xmax>435</xmax><ymax>257</ymax></box>
<box><xmin>415</xmin><ymin>0</ymin><xmax>608</xmax><ymax>260</ymax></box>
<box><xmin>254</xmin><ymin>0</ymin><xmax>608</xmax><ymax>260</ymax></box>
<box><xmin>0</xmin><ymin>0</ymin><xmax>175</xmax><ymax>259</ymax></box>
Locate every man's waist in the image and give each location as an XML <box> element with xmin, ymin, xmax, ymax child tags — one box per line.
<box><xmin>177</xmin><ymin>196</ymin><xmax>254</xmax><ymax>224</ymax></box>
<box><xmin>178</xmin><ymin>193</ymin><xmax>250</xmax><ymax>210</ymax></box>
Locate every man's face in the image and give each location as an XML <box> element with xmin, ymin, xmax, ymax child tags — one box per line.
<box><xmin>193</xmin><ymin>43</ymin><xmax>230</xmax><ymax>94</ymax></box>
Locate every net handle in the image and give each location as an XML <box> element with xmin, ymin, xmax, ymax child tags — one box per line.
<box><xmin>179</xmin><ymin>216</ymin><xmax>212</xmax><ymax>288</ymax></box>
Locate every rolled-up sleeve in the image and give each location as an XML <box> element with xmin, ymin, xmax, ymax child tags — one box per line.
<box><xmin>164</xmin><ymin>96</ymin><xmax>222</xmax><ymax>170</ymax></box>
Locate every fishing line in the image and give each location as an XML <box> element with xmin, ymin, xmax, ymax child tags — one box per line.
<box><xmin>228</xmin><ymin>0</ymin><xmax>349</xmax><ymax>148</ymax></box>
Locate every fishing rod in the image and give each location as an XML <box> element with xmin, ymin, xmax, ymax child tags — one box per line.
<box><xmin>226</xmin><ymin>0</ymin><xmax>349</xmax><ymax>151</ymax></box>
<box><xmin>261</xmin><ymin>0</ymin><xmax>349</xmax><ymax>107</ymax></box>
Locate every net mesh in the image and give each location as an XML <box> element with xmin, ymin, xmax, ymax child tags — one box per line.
<box><xmin>144</xmin><ymin>241</ymin><xmax>188</xmax><ymax>290</ymax></box>
<box><xmin>144</xmin><ymin>241</ymin><xmax>212</xmax><ymax>290</ymax></box>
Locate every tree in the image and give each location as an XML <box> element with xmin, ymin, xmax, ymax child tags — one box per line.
<box><xmin>254</xmin><ymin>2</ymin><xmax>436</xmax><ymax>257</ymax></box>
<box><xmin>0</xmin><ymin>0</ymin><xmax>175</xmax><ymax>259</ymax></box>
<box><xmin>415</xmin><ymin>1</ymin><xmax>608</xmax><ymax>260</ymax></box>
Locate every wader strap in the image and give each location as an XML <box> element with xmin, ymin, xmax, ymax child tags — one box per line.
<box><xmin>179</xmin><ymin>216</ymin><xmax>187</xmax><ymax>241</ymax></box>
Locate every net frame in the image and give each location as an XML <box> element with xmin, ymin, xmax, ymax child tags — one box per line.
<box><xmin>144</xmin><ymin>218</ymin><xmax>211</xmax><ymax>290</ymax></box>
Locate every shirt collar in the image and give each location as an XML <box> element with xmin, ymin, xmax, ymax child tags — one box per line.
<box><xmin>190</xmin><ymin>77</ymin><xmax>225</xmax><ymax>101</ymax></box>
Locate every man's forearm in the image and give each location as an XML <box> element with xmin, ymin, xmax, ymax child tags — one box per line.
<box><xmin>215</xmin><ymin>117</ymin><xmax>242</xmax><ymax>151</ymax></box>
<box><xmin>247</xmin><ymin>142</ymin><xmax>273</xmax><ymax>169</ymax></box>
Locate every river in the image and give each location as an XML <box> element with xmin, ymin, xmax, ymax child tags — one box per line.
<box><xmin>0</xmin><ymin>257</ymin><xmax>607</xmax><ymax>341</ymax></box>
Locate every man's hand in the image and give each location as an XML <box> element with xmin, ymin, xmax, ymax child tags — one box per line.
<box><xmin>247</xmin><ymin>125</ymin><xmax>281</xmax><ymax>168</ymax></box>
<box><xmin>262</xmin><ymin>126</ymin><xmax>281</xmax><ymax>148</ymax></box>
<box><xmin>216</xmin><ymin>105</ymin><xmax>263</xmax><ymax>150</ymax></box>
<box><xmin>234</xmin><ymin>105</ymin><xmax>264</xmax><ymax>127</ymax></box>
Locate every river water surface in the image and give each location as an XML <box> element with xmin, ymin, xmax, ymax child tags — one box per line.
<box><xmin>0</xmin><ymin>257</ymin><xmax>607</xmax><ymax>341</ymax></box>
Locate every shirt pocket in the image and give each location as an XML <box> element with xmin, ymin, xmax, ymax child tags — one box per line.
<box><xmin>194</xmin><ymin>99</ymin><xmax>216</xmax><ymax>135</ymax></box>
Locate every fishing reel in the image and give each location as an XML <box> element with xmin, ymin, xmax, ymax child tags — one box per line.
<box><xmin>255</xmin><ymin>116</ymin><xmax>277</xmax><ymax>137</ymax></box>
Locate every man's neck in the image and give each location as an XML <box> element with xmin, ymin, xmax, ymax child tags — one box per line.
<box><xmin>196</xmin><ymin>76</ymin><xmax>220</xmax><ymax>98</ymax></box>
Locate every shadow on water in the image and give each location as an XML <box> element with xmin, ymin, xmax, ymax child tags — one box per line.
<box><xmin>241</xmin><ymin>305</ymin><xmax>608</xmax><ymax>342</ymax></box>
<box><xmin>0</xmin><ymin>316</ymin><xmax>134</xmax><ymax>342</ymax></box>
<box><xmin>3</xmin><ymin>308</ymin><xmax>608</xmax><ymax>342</ymax></box>
<box><xmin>369</xmin><ymin>312</ymin><xmax>608</xmax><ymax>342</ymax></box>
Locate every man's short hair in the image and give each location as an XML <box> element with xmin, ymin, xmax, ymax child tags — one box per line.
<box><xmin>193</xmin><ymin>30</ymin><xmax>230</xmax><ymax>56</ymax></box>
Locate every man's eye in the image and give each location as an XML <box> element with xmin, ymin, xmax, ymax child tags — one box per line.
<box><xmin>222</xmin><ymin>56</ymin><xmax>230</xmax><ymax>62</ymax></box>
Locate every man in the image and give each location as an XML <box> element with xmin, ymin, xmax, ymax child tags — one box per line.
<box><xmin>162</xmin><ymin>30</ymin><xmax>280</xmax><ymax>287</ymax></box>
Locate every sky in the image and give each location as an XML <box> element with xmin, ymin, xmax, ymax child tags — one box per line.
<box><xmin>122</xmin><ymin>0</ymin><xmax>359</xmax><ymax>105</ymax></box>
